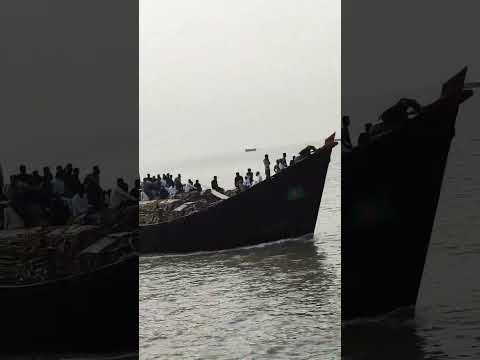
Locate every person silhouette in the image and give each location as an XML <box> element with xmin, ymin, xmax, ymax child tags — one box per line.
<box><xmin>254</xmin><ymin>171</ymin><xmax>263</xmax><ymax>185</ymax></box>
<box><xmin>243</xmin><ymin>176</ymin><xmax>251</xmax><ymax>189</ymax></box>
<box><xmin>290</xmin><ymin>156</ymin><xmax>296</xmax><ymax>166</ymax></box>
<box><xmin>174</xmin><ymin>174</ymin><xmax>183</xmax><ymax>192</ymax></box>
<box><xmin>380</xmin><ymin>98</ymin><xmax>422</xmax><ymax>126</ymax></box>
<box><xmin>211</xmin><ymin>176</ymin><xmax>224</xmax><ymax>193</ymax></box>
<box><xmin>263</xmin><ymin>155</ymin><xmax>271</xmax><ymax>179</ymax></box>
<box><xmin>234</xmin><ymin>172</ymin><xmax>243</xmax><ymax>189</ymax></box>
<box><xmin>274</xmin><ymin>159</ymin><xmax>281</xmax><ymax>174</ymax></box>
<box><xmin>358</xmin><ymin>123</ymin><xmax>373</xmax><ymax>147</ymax></box>
<box><xmin>342</xmin><ymin>116</ymin><xmax>353</xmax><ymax>151</ymax></box>
<box><xmin>194</xmin><ymin>180</ymin><xmax>202</xmax><ymax>192</ymax></box>
<box><xmin>130</xmin><ymin>179</ymin><xmax>141</xmax><ymax>200</ymax></box>
<box><xmin>246</xmin><ymin>168</ymin><xmax>254</xmax><ymax>183</ymax></box>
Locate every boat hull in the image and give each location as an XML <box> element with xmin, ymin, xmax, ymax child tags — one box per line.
<box><xmin>140</xmin><ymin>144</ymin><xmax>335</xmax><ymax>254</ymax></box>
<box><xmin>1</xmin><ymin>255</ymin><xmax>139</xmax><ymax>352</ymax></box>
<box><xmin>342</xmin><ymin>70</ymin><xmax>473</xmax><ymax>320</ymax></box>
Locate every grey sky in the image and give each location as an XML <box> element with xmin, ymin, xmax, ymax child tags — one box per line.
<box><xmin>140</xmin><ymin>0</ymin><xmax>340</xmax><ymax>175</ymax></box>
<box><xmin>0</xmin><ymin>1</ymin><xmax>138</xmax><ymax>187</ymax></box>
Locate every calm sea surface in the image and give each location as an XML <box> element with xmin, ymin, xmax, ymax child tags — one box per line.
<box><xmin>342</xmin><ymin>136</ymin><xmax>480</xmax><ymax>359</ymax></box>
<box><xmin>140</xmin><ymin>146</ymin><xmax>340</xmax><ymax>359</ymax></box>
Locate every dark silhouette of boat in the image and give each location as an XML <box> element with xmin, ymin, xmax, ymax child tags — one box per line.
<box><xmin>140</xmin><ymin>137</ymin><xmax>337</xmax><ymax>254</ymax></box>
<box><xmin>342</xmin><ymin>68</ymin><xmax>475</xmax><ymax>320</ymax></box>
<box><xmin>1</xmin><ymin>254</ymin><xmax>138</xmax><ymax>352</ymax></box>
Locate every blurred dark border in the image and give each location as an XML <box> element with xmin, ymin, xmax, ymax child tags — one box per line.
<box><xmin>0</xmin><ymin>0</ymin><xmax>138</xmax><ymax>356</ymax></box>
<box><xmin>342</xmin><ymin>1</ymin><xmax>480</xmax><ymax>359</ymax></box>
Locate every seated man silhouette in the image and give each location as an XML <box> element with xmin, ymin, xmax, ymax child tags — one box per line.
<box><xmin>194</xmin><ymin>180</ymin><xmax>202</xmax><ymax>192</ymax></box>
<box><xmin>185</xmin><ymin>179</ymin><xmax>195</xmax><ymax>192</ymax></box>
<box><xmin>380</xmin><ymin>98</ymin><xmax>422</xmax><ymax>127</ymax></box>
<box><xmin>211</xmin><ymin>176</ymin><xmax>224</xmax><ymax>194</ymax></box>
<box><xmin>234</xmin><ymin>172</ymin><xmax>243</xmax><ymax>190</ymax></box>
<box><xmin>296</xmin><ymin>145</ymin><xmax>317</xmax><ymax>162</ymax></box>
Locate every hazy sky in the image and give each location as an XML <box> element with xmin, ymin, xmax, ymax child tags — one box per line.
<box><xmin>140</xmin><ymin>0</ymin><xmax>340</xmax><ymax>174</ymax></box>
<box><xmin>342</xmin><ymin>1</ymin><xmax>480</xmax><ymax>138</ymax></box>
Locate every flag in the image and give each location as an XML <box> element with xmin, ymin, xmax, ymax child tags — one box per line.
<box><xmin>325</xmin><ymin>132</ymin><xmax>336</xmax><ymax>145</ymax></box>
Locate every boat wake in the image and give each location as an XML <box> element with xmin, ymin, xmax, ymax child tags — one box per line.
<box><xmin>141</xmin><ymin>233</ymin><xmax>316</xmax><ymax>259</ymax></box>
<box><xmin>343</xmin><ymin>305</ymin><xmax>416</xmax><ymax>327</ymax></box>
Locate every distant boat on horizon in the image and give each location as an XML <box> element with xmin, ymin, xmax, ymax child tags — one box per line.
<box><xmin>245</xmin><ymin>148</ymin><xmax>257</xmax><ymax>152</ymax></box>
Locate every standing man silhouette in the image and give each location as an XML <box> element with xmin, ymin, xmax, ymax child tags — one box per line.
<box><xmin>263</xmin><ymin>155</ymin><xmax>271</xmax><ymax>179</ymax></box>
<box><xmin>342</xmin><ymin>116</ymin><xmax>353</xmax><ymax>151</ymax></box>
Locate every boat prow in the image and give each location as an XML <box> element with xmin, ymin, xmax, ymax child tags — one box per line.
<box><xmin>342</xmin><ymin>67</ymin><xmax>474</xmax><ymax>320</ymax></box>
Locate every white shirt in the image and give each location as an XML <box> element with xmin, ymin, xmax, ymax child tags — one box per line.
<box><xmin>4</xmin><ymin>206</ymin><xmax>25</xmax><ymax>229</ymax></box>
<box><xmin>168</xmin><ymin>186</ymin><xmax>177</xmax><ymax>197</ymax></box>
<box><xmin>72</xmin><ymin>193</ymin><xmax>89</xmax><ymax>217</ymax></box>
<box><xmin>141</xmin><ymin>191</ymin><xmax>149</xmax><ymax>201</ymax></box>
<box><xmin>254</xmin><ymin>174</ymin><xmax>263</xmax><ymax>185</ymax></box>
<box><xmin>110</xmin><ymin>186</ymin><xmax>136</xmax><ymax>209</ymax></box>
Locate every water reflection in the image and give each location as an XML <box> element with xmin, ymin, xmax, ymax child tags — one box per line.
<box><xmin>342</xmin><ymin>313</ymin><xmax>446</xmax><ymax>360</ymax></box>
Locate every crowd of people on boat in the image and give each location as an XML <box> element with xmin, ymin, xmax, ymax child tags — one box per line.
<box><xmin>341</xmin><ymin>115</ymin><xmax>373</xmax><ymax>150</ymax></box>
<box><xmin>342</xmin><ymin>98</ymin><xmax>423</xmax><ymax>151</ymax></box>
<box><xmin>141</xmin><ymin>151</ymin><xmax>309</xmax><ymax>201</ymax></box>
<box><xmin>0</xmin><ymin>163</ymin><xmax>140</xmax><ymax>230</ymax></box>
<box><xmin>142</xmin><ymin>173</ymin><xmax>202</xmax><ymax>200</ymax></box>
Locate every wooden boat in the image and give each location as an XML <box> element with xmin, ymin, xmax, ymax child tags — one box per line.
<box><xmin>245</xmin><ymin>148</ymin><xmax>257</xmax><ymax>152</ymax></box>
<box><xmin>1</xmin><ymin>253</ymin><xmax>138</xmax><ymax>352</ymax></box>
<box><xmin>140</xmin><ymin>136</ymin><xmax>337</xmax><ymax>254</ymax></box>
<box><xmin>342</xmin><ymin>68</ymin><xmax>474</xmax><ymax>320</ymax></box>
